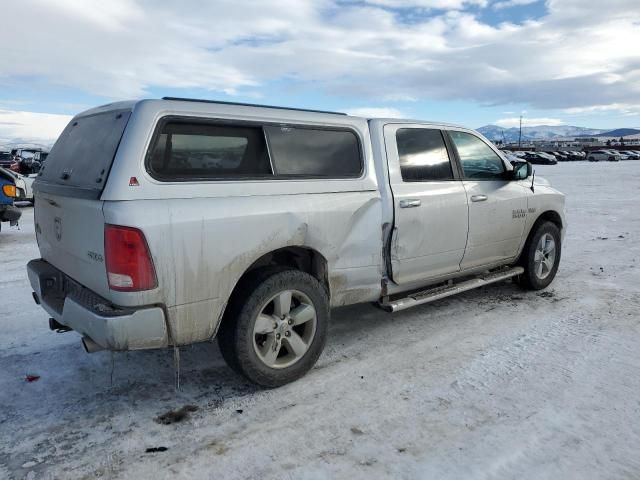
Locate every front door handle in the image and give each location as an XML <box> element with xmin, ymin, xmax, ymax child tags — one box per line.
<box><xmin>470</xmin><ymin>195</ymin><xmax>488</xmax><ymax>202</ymax></box>
<box><xmin>399</xmin><ymin>199</ymin><xmax>421</xmax><ymax>208</ymax></box>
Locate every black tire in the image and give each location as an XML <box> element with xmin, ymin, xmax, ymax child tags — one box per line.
<box><xmin>518</xmin><ymin>221</ymin><xmax>561</xmax><ymax>290</ymax></box>
<box><xmin>217</xmin><ymin>269</ymin><xmax>329</xmax><ymax>387</ymax></box>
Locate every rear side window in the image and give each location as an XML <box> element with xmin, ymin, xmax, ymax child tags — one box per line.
<box><xmin>148</xmin><ymin>121</ymin><xmax>271</xmax><ymax>180</ymax></box>
<box><xmin>396</xmin><ymin>128</ymin><xmax>453</xmax><ymax>181</ymax></box>
<box><xmin>37</xmin><ymin>110</ymin><xmax>131</xmax><ymax>195</ymax></box>
<box><xmin>264</xmin><ymin>126</ymin><xmax>362</xmax><ymax>177</ymax></box>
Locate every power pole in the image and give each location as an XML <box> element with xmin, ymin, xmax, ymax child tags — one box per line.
<box><xmin>518</xmin><ymin>115</ymin><xmax>522</xmax><ymax>148</ymax></box>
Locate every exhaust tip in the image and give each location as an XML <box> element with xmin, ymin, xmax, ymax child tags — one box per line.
<box><xmin>49</xmin><ymin>318</ymin><xmax>71</xmax><ymax>332</ymax></box>
<box><xmin>81</xmin><ymin>336</ymin><xmax>105</xmax><ymax>353</ymax></box>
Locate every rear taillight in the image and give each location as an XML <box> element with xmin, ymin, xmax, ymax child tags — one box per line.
<box><xmin>104</xmin><ymin>225</ymin><xmax>157</xmax><ymax>291</ymax></box>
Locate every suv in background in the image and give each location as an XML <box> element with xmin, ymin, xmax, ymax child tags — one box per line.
<box><xmin>587</xmin><ymin>150</ymin><xmax>620</xmax><ymax>162</ymax></box>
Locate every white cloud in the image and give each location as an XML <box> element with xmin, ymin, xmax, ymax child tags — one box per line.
<box><xmin>344</xmin><ymin>107</ymin><xmax>405</xmax><ymax>118</ymax></box>
<box><xmin>0</xmin><ymin>0</ymin><xmax>639</xmax><ymax>120</ymax></box>
<box><xmin>495</xmin><ymin>117</ymin><xmax>565</xmax><ymax>127</ymax></box>
<box><xmin>0</xmin><ymin>110</ymin><xmax>72</xmax><ymax>143</ymax></box>
<box><xmin>493</xmin><ymin>0</ymin><xmax>537</xmax><ymax>9</ymax></box>
<box><xmin>362</xmin><ymin>0</ymin><xmax>488</xmax><ymax>9</ymax></box>
<box><xmin>564</xmin><ymin>104</ymin><xmax>640</xmax><ymax>117</ymax></box>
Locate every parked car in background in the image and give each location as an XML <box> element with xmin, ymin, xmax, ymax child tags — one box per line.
<box><xmin>550</xmin><ymin>152</ymin><xmax>569</xmax><ymax>161</ymax></box>
<box><xmin>0</xmin><ymin>167</ymin><xmax>35</xmax><ymax>203</ymax></box>
<box><xmin>0</xmin><ymin>167</ymin><xmax>21</xmax><ymax>232</ymax></box>
<box><xmin>0</xmin><ymin>150</ymin><xmax>13</xmax><ymax>168</ymax></box>
<box><xmin>502</xmin><ymin>151</ymin><xmax>523</xmax><ymax>163</ymax></box>
<box><xmin>619</xmin><ymin>150</ymin><xmax>640</xmax><ymax>160</ymax></box>
<box><xmin>559</xmin><ymin>151</ymin><xmax>580</xmax><ymax>161</ymax></box>
<box><xmin>587</xmin><ymin>150</ymin><xmax>620</xmax><ymax>162</ymax></box>
<box><xmin>523</xmin><ymin>152</ymin><xmax>558</xmax><ymax>165</ymax></box>
<box><xmin>26</xmin><ymin>97</ymin><xmax>566</xmax><ymax>387</ymax></box>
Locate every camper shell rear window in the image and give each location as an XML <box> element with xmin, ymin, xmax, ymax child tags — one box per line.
<box><xmin>35</xmin><ymin>109</ymin><xmax>131</xmax><ymax>198</ymax></box>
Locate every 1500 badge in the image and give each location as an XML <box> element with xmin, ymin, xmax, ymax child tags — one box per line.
<box><xmin>512</xmin><ymin>207</ymin><xmax>537</xmax><ymax>219</ymax></box>
<box><xmin>87</xmin><ymin>251</ymin><xmax>104</xmax><ymax>263</ymax></box>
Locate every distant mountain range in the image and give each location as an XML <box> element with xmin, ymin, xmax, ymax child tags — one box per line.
<box><xmin>591</xmin><ymin>128</ymin><xmax>640</xmax><ymax>138</ymax></box>
<box><xmin>477</xmin><ymin>125</ymin><xmax>640</xmax><ymax>142</ymax></box>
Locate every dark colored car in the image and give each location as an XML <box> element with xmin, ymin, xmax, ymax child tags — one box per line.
<box><xmin>0</xmin><ymin>151</ymin><xmax>13</xmax><ymax>168</ymax></box>
<box><xmin>550</xmin><ymin>151</ymin><xmax>569</xmax><ymax>161</ymax></box>
<box><xmin>523</xmin><ymin>152</ymin><xmax>558</xmax><ymax>165</ymax></box>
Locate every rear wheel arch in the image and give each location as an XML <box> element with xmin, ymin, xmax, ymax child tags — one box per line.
<box><xmin>215</xmin><ymin>246</ymin><xmax>330</xmax><ymax>335</ymax></box>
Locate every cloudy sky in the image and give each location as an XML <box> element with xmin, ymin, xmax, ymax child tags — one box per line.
<box><xmin>1</xmin><ymin>0</ymin><xmax>639</xmax><ymax>144</ymax></box>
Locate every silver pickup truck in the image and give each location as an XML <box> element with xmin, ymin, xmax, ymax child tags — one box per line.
<box><xmin>27</xmin><ymin>97</ymin><xmax>565</xmax><ymax>387</ymax></box>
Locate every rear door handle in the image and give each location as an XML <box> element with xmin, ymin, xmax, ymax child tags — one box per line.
<box><xmin>399</xmin><ymin>199</ymin><xmax>421</xmax><ymax>208</ymax></box>
<box><xmin>470</xmin><ymin>195</ymin><xmax>488</xmax><ymax>202</ymax></box>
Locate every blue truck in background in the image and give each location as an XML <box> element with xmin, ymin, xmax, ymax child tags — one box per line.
<box><xmin>0</xmin><ymin>167</ymin><xmax>21</xmax><ymax>232</ymax></box>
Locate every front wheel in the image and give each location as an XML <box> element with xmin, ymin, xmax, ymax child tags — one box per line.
<box><xmin>518</xmin><ymin>221</ymin><xmax>561</xmax><ymax>290</ymax></box>
<box><xmin>217</xmin><ymin>269</ymin><xmax>329</xmax><ymax>387</ymax></box>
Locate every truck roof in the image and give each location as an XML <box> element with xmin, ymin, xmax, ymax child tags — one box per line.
<box><xmin>75</xmin><ymin>97</ymin><xmax>467</xmax><ymax>130</ymax></box>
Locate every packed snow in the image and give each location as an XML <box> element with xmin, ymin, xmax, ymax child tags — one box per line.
<box><xmin>1</xmin><ymin>162</ymin><xmax>639</xmax><ymax>479</ymax></box>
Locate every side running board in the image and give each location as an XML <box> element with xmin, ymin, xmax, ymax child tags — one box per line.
<box><xmin>379</xmin><ymin>266</ymin><xmax>524</xmax><ymax>313</ymax></box>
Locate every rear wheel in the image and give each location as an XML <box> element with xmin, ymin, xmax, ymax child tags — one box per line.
<box><xmin>217</xmin><ymin>269</ymin><xmax>329</xmax><ymax>387</ymax></box>
<box><xmin>518</xmin><ymin>221</ymin><xmax>561</xmax><ymax>290</ymax></box>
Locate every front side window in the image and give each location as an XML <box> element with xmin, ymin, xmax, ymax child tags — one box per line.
<box><xmin>264</xmin><ymin>126</ymin><xmax>362</xmax><ymax>177</ymax></box>
<box><xmin>148</xmin><ymin>121</ymin><xmax>271</xmax><ymax>180</ymax></box>
<box><xmin>396</xmin><ymin>128</ymin><xmax>453</xmax><ymax>181</ymax></box>
<box><xmin>449</xmin><ymin>131</ymin><xmax>506</xmax><ymax>180</ymax></box>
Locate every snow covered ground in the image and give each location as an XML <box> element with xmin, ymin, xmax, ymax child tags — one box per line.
<box><xmin>1</xmin><ymin>162</ymin><xmax>639</xmax><ymax>479</ymax></box>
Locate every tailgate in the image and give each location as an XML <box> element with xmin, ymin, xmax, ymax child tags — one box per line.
<box><xmin>35</xmin><ymin>194</ymin><xmax>110</xmax><ymax>299</ymax></box>
<box><xmin>31</xmin><ymin>106</ymin><xmax>132</xmax><ymax>300</ymax></box>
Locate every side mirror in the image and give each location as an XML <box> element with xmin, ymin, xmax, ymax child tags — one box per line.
<box><xmin>511</xmin><ymin>161</ymin><xmax>532</xmax><ymax>180</ymax></box>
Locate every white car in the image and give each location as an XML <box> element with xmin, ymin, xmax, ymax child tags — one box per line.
<box><xmin>587</xmin><ymin>150</ymin><xmax>620</xmax><ymax>162</ymax></box>
<box><xmin>27</xmin><ymin>98</ymin><xmax>566</xmax><ymax>387</ymax></box>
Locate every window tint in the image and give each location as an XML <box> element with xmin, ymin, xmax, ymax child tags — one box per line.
<box><xmin>148</xmin><ymin>121</ymin><xmax>271</xmax><ymax>180</ymax></box>
<box><xmin>396</xmin><ymin>128</ymin><xmax>453</xmax><ymax>181</ymax></box>
<box><xmin>37</xmin><ymin>110</ymin><xmax>131</xmax><ymax>194</ymax></box>
<box><xmin>449</xmin><ymin>131</ymin><xmax>505</xmax><ymax>180</ymax></box>
<box><xmin>265</xmin><ymin>126</ymin><xmax>362</xmax><ymax>177</ymax></box>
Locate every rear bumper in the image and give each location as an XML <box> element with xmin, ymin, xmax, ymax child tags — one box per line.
<box><xmin>27</xmin><ymin>259</ymin><xmax>169</xmax><ymax>351</ymax></box>
<box><xmin>0</xmin><ymin>205</ymin><xmax>21</xmax><ymax>223</ymax></box>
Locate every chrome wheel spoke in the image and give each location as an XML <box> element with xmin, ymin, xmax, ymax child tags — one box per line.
<box><xmin>534</xmin><ymin>233</ymin><xmax>557</xmax><ymax>280</ymax></box>
<box><xmin>283</xmin><ymin>331</ymin><xmax>307</xmax><ymax>357</ymax></box>
<box><xmin>289</xmin><ymin>303</ymin><xmax>315</xmax><ymax>326</ymax></box>
<box><xmin>254</xmin><ymin>314</ymin><xmax>275</xmax><ymax>334</ymax></box>
<box><xmin>534</xmin><ymin>250</ymin><xmax>544</xmax><ymax>262</ymax></box>
<box><xmin>537</xmin><ymin>260</ymin><xmax>545</xmax><ymax>277</ymax></box>
<box><xmin>259</xmin><ymin>334</ymin><xmax>281</xmax><ymax>365</ymax></box>
<box><xmin>273</xmin><ymin>291</ymin><xmax>292</xmax><ymax>318</ymax></box>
